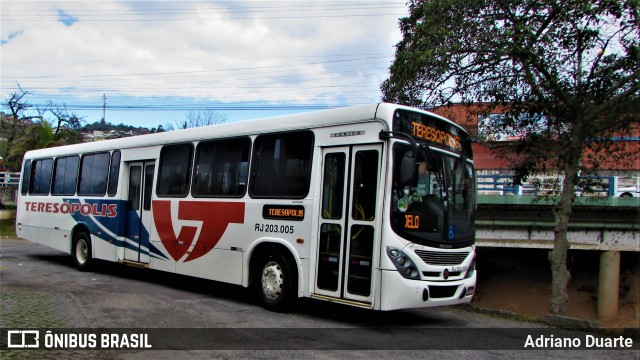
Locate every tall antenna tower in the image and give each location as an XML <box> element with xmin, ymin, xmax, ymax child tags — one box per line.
<box><xmin>101</xmin><ymin>94</ymin><xmax>107</xmax><ymax>124</ymax></box>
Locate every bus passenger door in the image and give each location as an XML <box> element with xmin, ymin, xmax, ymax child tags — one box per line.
<box><xmin>124</xmin><ymin>161</ymin><xmax>155</xmax><ymax>264</ymax></box>
<box><xmin>314</xmin><ymin>145</ymin><xmax>382</xmax><ymax>305</ymax></box>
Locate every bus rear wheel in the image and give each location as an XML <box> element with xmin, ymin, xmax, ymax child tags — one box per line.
<box><xmin>255</xmin><ymin>252</ymin><xmax>296</xmax><ymax>311</ymax></box>
<box><xmin>73</xmin><ymin>231</ymin><xmax>93</xmax><ymax>271</ymax></box>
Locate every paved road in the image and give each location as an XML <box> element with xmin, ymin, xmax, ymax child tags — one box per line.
<box><xmin>1</xmin><ymin>238</ymin><xmax>637</xmax><ymax>359</ymax></box>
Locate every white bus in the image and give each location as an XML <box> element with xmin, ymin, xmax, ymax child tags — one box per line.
<box><xmin>16</xmin><ymin>103</ymin><xmax>477</xmax><ymax>311</ymax></box>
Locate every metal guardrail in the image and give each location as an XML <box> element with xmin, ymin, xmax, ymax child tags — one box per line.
<box><xmin>476</xmin><ymin>194</ymin><xmax>640</xmax><ymax>206</ymax></box>
<box><xmin>475</xmin><ymin>224</ymin><xmax>639</xmax><ymax>251</ymax></box>
<box><xmin>0</xmin><ymin>172</ymin><xmax>20</xmax><ymax>187</ymax></box>
<box><xmin>477</xmin><ymin>174</ymin><xmax>639</xmax><ymax>198</ymax></box>
<box><xmin>477</xmin><ymin>175</ymin><xmax>536</xmax><ymax>195</ymax></box>
<box><xmin>475</xmin><ymin>194</ymin><xmax>639</xmax><ymax>251</ymax></box>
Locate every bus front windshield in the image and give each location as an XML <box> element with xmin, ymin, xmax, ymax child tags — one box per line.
<box><xmin>391</xmin><ymin>144</ymin><xmax>476</xmax><ymax>248</ymax></box>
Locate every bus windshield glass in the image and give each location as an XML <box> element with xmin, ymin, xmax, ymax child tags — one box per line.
<box><xmin>390</xmin><ymin>110</ymin><xmax>475</xmax><ymax>248</ymax></box>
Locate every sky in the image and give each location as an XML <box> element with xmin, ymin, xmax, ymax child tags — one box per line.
<box><xmin>0</xmin><ymin>0</ymin><xmax>408</xmax><ymax>129</ymax></box>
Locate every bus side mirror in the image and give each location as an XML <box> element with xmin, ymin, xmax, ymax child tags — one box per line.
<box><xmin>401</xmin><ymin>152</ymin><xmax>416</xmax><ymax>186</ymax></box>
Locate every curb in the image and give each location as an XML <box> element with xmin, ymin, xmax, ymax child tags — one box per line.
<box><xmin>460</xmin><ymin>304</ymin><xmax>539</xmax><ymax>323</ymax></box>
<box><xmin>463</xmin><ymin>304</ymin><xmax>639</xmax><ymax>335</ymax></box>
<box><xmin>540</xmin><ymin>314</ymin><xmax>599</xmax><ymax>330</ymax></box>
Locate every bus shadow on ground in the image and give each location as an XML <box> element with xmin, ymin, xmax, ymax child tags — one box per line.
<box><xmin>32</xmin><ymin>253</ymin><xmax>456</xmax><ymax>327</ymax></box>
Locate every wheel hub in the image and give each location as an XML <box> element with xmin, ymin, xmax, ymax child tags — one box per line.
<box><xmin>76</xmin><ymin>240</ymin><xmax>87</xmax><ymax>264</ymax></box>
<box><xmin>261</xmin><ymin>261</ymin><xmax>283</xmax><ymax>300</ymax></box>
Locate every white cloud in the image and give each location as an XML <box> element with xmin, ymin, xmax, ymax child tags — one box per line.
<box><xmin>1</xmin><ymin>0</ymin><xmax>406</xmax><ymax>124</ymax></box>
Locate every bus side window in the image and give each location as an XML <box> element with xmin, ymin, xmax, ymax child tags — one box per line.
<box><xmin>29</xmin><ymin>158</ymin><xmax>53</xmax><ymax>195</ymax></box>
<box><xmin>52</xmin><ymin>156</ymin><xmax>79</xmax><ymax>196</ymax></box>
<box><xmin>78</xmin><ymin>153</ymin><xmax>110</xmax><ymax>196</ymax></box>
<box><xmin>108</xmin><ymin>151</ymin><xmax>121</xmax><ymax>197</ymax></box>
<box><xmin>249</xmin><ymin>131</ymin><xmax>313</xmax><ymax>199</ymax></box>
<box><xmin>192</xmin><ymin>137</ymin><xmax>250</xmax><ymax>198</ymax></box>
<box><xmin>157</xmin><ymin>143</ymin><xmax>193</xmax><ymax>197</ymax></box>
<box><xmin>20</xmin><ymin>160</ymin><xmax>31</xmax><ymax>196</ymax></box>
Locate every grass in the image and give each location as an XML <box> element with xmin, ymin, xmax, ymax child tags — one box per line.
<box><xmin>0</xmin><ymin>219</ymin><xmax>16</xmax><ymax>238</ymax></box>
<box><xmin>0</xmin><ymin>203</ymin><xmax>16</xmax><ymax>210</ymax></box>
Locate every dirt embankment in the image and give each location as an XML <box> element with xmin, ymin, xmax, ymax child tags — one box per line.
<box><xmin>473</xmin><ymin>248</ymin><xmax>640</xmax><ymax>328</ymax></box>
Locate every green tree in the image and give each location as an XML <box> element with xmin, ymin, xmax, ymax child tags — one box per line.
<box><xmin>10</xmin><ymin>119</ymin><xmax>82</xmax><ymax>165</ymax></box>
<box><xmin>382</xmin><ymin>0</ymin><xmax>639</xmax><ymax>315</ymax></box>
<box><xmin>19</xmin><ymin>120</ymin><xmax>57</xmax><ymax>150</ymax></box>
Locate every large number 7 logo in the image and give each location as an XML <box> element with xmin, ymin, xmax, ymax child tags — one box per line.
<box><xmin>152</xmin><ymin>200</ymin><xmax>245</xmax><ymax>262</ymax></box>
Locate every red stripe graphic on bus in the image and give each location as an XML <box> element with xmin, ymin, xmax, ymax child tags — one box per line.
<box><xmin>152</xmin><ymin>200</ymin><xmax>245</xmax><ymax>262</ymax></box>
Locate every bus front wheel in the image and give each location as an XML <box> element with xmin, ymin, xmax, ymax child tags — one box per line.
<box><xmin>73</xmin><ymin>231</ymin><xmax>93</xmax><ymax>271</ymax></box>
<box><xmin>255</xmin><ymin>252</ymin><xmax>296</xmax><ymax>311</ymax></box>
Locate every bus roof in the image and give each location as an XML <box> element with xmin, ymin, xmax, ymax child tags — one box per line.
<box><xmin>22</xmin><ymin>103</ymin><xmax>467</xmax><ymax>159</ymax></box>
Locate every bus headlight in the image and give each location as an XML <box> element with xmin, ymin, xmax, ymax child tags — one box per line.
<box><xmin>465</xmin><ymin>255</ymin><xmax>476</xmax><ymax>279</ymax></box>
<box><xmin>386</xmin><ymin>247</ymin><xmax>420</xmax><ymax>280</ymax></box>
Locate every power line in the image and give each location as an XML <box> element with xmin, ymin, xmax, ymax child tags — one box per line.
<box><xmin>2</xmin><ymin>53</ymin><xmax>392</xmax><ymax>65</ymax></box>
<box><xmin>3</xmin><ymin>103</ymin><xmax>355</xmax><ymax>112</ymax></box>
<box><xmin>2</xmin><ymin>2</ymin><xmax>406</xmax><ymax>17</ymax></box>
<box><xmin>2</xmin><ymin>2</ymin><xmax>406</xmax><ymax>22</ymax></box>
<box><xmin>3</xmin><ymin>13</ymin><xmax>406</xmax><ymax>22</ymax></box>
<box><xmin>5</xmin><ymin>56</ymin><xmax>390</xmax><ymax>80</ymax></box>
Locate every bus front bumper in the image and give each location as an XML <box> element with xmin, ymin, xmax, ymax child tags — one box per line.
<box><xmin>379</xmin><ymin>269</ymin><xmax>476</xmax><ymax>311</ymax></box>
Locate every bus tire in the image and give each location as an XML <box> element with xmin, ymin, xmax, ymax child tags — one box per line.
<box><xmin>255</xmin><ymin>252</ymin><xmax>296</xmax><ymax>311</ymax></box>
<box><xmin>73</xmin><ymin>231</ymin><xmax>92</xmax><ymax>271</ymax></box>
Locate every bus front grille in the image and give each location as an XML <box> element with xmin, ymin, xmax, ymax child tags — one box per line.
<box><xmin>428</xmin><ymin>285</ymin><xmax>459</xmax><ymax>298</ymax></box>
<box><xmin>414</xmin><ymin>250</ymin><xmax>468</xmax><ymax>266</ymax></box>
